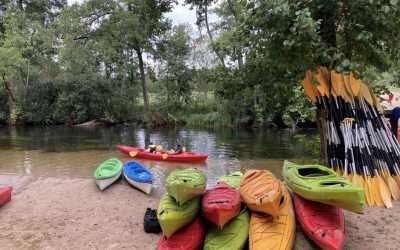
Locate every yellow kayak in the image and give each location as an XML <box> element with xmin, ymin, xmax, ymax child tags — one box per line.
<box><xmin>249</xmin><ymin>184</ymin><xmax>296</xmax><ymax>250</ymax></box>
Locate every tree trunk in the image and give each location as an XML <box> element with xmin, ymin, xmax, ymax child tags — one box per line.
<box><xmin>2</xmin><ymin>74</ymin><xmax>17</xmax><ymax>126</ymax></box>
<box><xmin>226</xmin><ymin>0</ymin><xmax>244</xmax><ymax>68</ymax></box>
<box><xmin>135</xmin><ymin>48</ymin><xmax>150</xmax><ymax>124</ymax></box>
<box><xmin>204</xmin><ymin>5</ymin><xmax>225</xmax><ymax>68</ymax></box>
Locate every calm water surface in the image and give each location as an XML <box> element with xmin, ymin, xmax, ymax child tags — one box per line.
<box><xmin>0</xmin><ymin>126</ymin><xmax>319</xmax><ymax>195</ymax></box>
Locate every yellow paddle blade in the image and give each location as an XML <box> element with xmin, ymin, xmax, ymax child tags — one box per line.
<box><xmin>301</xmin><ymin>70</ymin><xmax>317</xmax><ymax>103</ymax></box>
<box><xmin>371</xmin><ymin>176</ymin><xmax>384</xmax><ymax>207</ymax></box>
<box><xmin>377</xmin><ymin>174</ymin><xmax>393</xmax><ymax>208</ymax></box>
<box><xmin>364</xmin><ymin>176</ymin><xmax>374</xmax><ymax>206</ymax></box>
<box><xmin>162</xmin><ymin>154</ymin><xmax>168</xmax><ymax>160</ymax></box>
<box><xmin>129</xmin><ymin>151</ymin><xmax>138</xmax><ymax>157</ymax></box>
<box><xmin>360</xmin><ymin>83</ymin><xmax>374</xmax><ymax>107</ymax></box>
<box><xmin>394</xmin><ymin>175</ymin><xmax>400</xmax><ymax>188</ymax></box>
<box><xmin>386</xmin><ymin>175</ymin><xmax>400</xmax><ymax>200</ymax></box>
<box><xmin>330</xmin><ymin>70</ymin><xmax>344</xmax><ymax>97</ymax></box>
<box><xmin>349</xmin><ymin>73</ymin><xmax>361</xmax><ymax>96</ymax></box>
<box><xmin>352</xmin><ymin>174</ymin><xmax>364</xmax><ymax>188</ymax></box>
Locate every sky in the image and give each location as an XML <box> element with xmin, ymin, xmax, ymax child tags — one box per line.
<box><xmin>67</xmin><ymin>0</ymin><xmax>197</xmax><ymax>26</ymax></box>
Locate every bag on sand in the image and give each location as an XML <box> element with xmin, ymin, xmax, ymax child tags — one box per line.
<box><xmin>144</xmin><ymin>208</ymin><xmax>161</xmax><ymax>233</ymax></box>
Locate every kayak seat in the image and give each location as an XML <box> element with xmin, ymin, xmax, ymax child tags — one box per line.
<box><xmin>298</xmin><ymin>168</ymin><xmax>331</xmax><ymax>177</ymax></box>
<box><xmin>319</xmin><ymin>181</ymin><xmax>347</xmax><ymax>187</ymax></box>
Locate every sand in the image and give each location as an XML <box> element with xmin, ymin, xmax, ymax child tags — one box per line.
<box><xmin>0</xmin><ymin>174</ymin><xmax>399</xmax><ymax>250</ymax></box>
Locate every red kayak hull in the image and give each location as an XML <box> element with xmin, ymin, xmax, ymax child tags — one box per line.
<box><xmin>158</xmin><ymin>217</ymin><xmax>205</xmax><ymax>250</ymax></box>
<box><xmin>293</xmin><ymin>194</ymin><xmax>345</xmax><ymax>250</ymax></box>
<box><xmin>0</xmin><ymin>186</ymin><xmax>12</xmax><ymax>207</ymax></box>
<box><xmin>117</xmin><ymin>145</ymin><xmax>208</xmax><ymax>163</ymax></box>
<box><xmin>202</xmin><ymin>182</ymin><xmax>241</xmax><ymax>228</ymax></box>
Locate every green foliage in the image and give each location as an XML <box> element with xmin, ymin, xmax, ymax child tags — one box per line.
<box><xmin>0</xmin><ymin>0</ymin><xmax>398</xmax><ymax>127</ymax></box>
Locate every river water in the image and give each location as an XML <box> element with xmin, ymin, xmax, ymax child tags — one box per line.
<box><xmin>0</xmin><ymin>126</ymin><xmax>319</xmax><ymax>195</ymax></box>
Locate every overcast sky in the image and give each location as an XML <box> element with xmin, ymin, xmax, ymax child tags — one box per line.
<box><xmin>67</xmin><ymin>0</ymin><xmax>197</xmax><ymax>25</ymax></box>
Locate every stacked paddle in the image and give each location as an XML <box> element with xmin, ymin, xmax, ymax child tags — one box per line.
<box><xmin>301</xmin><ymin>67</ymin><xmax>400</xmax><ymax>208</ymax></box>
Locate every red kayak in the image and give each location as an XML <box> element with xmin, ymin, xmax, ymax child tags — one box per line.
<box><xmin>202</xmin><ymin>182</ymin><xmax>241</xmax><ymax>228</ymax></box>
<box><xmin>117</xmin><ymin>145</ymin><xmax>208</xmax><ymax>163</ymax></box>
<box><xmin>293</xmin><ymin>194</ymin><xmax>345</xmax><ymax>250</ymax></box>
<box><xmin>158</xmin><ymin>217</ymin><xmax>205</xmax><ymax>250</ymax></box>
<box><xmin>0</xmin><ymin>186</ymin><xmax>12</xmax><ymax>207</ymax></box>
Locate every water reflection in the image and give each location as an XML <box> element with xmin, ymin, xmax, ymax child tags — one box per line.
<box><xmin>0</xmin><ymin>126</ymin><xmax>319</xmax><ymax>196</ymax></box>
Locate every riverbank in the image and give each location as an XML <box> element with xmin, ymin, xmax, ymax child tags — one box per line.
<box><xmin>0</xmin><ymin>174</ymin><xmax>399</xmax><ymax>250</ymax></box>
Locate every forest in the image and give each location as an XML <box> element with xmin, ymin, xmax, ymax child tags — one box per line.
<box><xmin>0</xmin><ymin>0</ymin><xmax>399</xmax><ymax>128</ymax></box>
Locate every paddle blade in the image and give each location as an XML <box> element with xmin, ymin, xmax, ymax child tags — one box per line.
<box><xmin>352</xmin><ymin>174</ymin><xmax>364</xmax><ymax>189</ymax></box>
<box><xmin>341</xmin><ymin>73</ymin><xmax>353</xmax><ymax>102</ymax></box>
<box><xmin>371</xmin><ymin>176</ymin><xmax>384</xmax><ymax>207</ymax></box>
<box><xmin>364</xmin><ymin>176</ymin><xmax>374</xmax><ymax>206</ymax></box>
<box><xmin>331</xmin><ymin>70</ymin><xmax>344</xmax><ymax>97</ymax></box>
<box><xmin>386</xmin><ymin>175</ymin><xmax>400</xmax><ymax>200</ymax></box>
<box><xmin>129</xmin><ymin>151</ymin><xmax>138</xmax><ymax>157</ymax></box>
<box><xmin>162</xmin><ymin>154</ymin><xmax>168</xmax><ymax>160</ymax></box>
<box><xmin>349</xmin><ymin>73</ymin><xmax>361</xmax><ymax>96</ymax></box>
<box><xmin>360</xmin><ymin>83</ymin><xmax>374</xmax><ymax>107</ymax></box>
<box><xmin>377</xmin><ymin>174</ymin><xmax>393</xmax><ymax>208</ymax></box>
<box><xmin>316</xmin><ymin>67</ymin><xmax>330</xmax><ymax>97</ymax></box>
<box><xmin>301</xmin><ymin>70</ymin><xmax>317</xmax><ymax>103</ymax></box>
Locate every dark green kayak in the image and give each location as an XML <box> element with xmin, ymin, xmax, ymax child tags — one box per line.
<box><xmin>204</xmin><ymin>207</ymin><xmax>250</xmax><ymax>250</ymax></box>
<box><xmin>166</xmin><ymin>168</ymin><xmax>206</xmax><ymax>205</ymax></box>
<box><xmin>282</xmin><ymin>160</ymin><xmax>364</xmax><ymax>213</ymax></box>
<box><xmin>157</xmin><ymin>194</ymin><xmax>201</xmax><ymax>238</ymax></box>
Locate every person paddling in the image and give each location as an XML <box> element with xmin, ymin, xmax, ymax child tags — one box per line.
<box><xmin>147</xmin><ymin>142</ymin><xmax>157</xmax><ymax>153</ymax></box>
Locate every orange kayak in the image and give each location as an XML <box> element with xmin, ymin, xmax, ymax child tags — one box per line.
<box><xmin>249</xmin><ymin>185</ymin><xmax>296</xmax><ymax>250</ymax></box>
<box><xmin>117</xmin><ymin>145</ymin><xmax>208</xmax><ymax>163</ymax></box>
<box><xmin>240</xmin><ymin>170</ymin><xmax>282</xmax><ymax>216</ymax></box>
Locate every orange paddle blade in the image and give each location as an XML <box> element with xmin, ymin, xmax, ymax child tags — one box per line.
<box><xmin>330</xmin><ymin>70</ymin><xmax>344</xmax><ymax>97</ymax></box>
<box><xmin>301</xmin><ymin>70</ymin><xmax>317</xmax><ymax>103</ymax></box>
<box><xmin>162</xmin><ymin>154</ymin><xmax>168</xmax><ymax>160</ymax></box>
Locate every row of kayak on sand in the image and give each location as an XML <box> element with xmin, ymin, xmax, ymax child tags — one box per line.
<box><xmin>94</xmin><ymin>158</ymin><xmax>152</xmax><ymax>193</ymax></box>
<box><xmin>153</xmin><ymin>161</ymin><xmax>364</xmax><ymax>250</ymax></box>
<box><xmin>93</xmin><ymin>145</ymin><xmax>365</xmax><ymax>249</ymax></box>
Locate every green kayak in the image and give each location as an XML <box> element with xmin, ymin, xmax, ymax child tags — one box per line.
<box><xmin>218</xmin><ymin>171</ymin><xmax>243</xmax><ymax>188</ymax></box>
<box><xmin>166</xmin><ymin>168</ymin><xmax>206</xmax><ymax>205</ymax></box>
<box><xmin>204</xmin><ymin>207</ymin><xmax>250</xmax><ymax>250</ymax></box>
<box><xmin>94</xmin><ymin>158</ymin><xmax>123</xmax><ymax>191</ymax></box>
<box><xmin>157</xmin><ymin>194</ymin><xmax>201</xmax><ymax>238</ymax></box>
<box><xmin>282</xmin><ymin>160</ymin><xmax>364</xmax><ymax>214</ymax></box>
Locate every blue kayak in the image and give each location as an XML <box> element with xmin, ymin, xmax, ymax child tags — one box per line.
<box><xmin>123</xmin><ymin>161</ymin><xmax>153</xmax><ymax>194</ymax></box>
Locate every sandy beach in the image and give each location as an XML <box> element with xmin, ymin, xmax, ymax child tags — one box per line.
<box><xmin>1</xmin><ymin>174</ymin><xmax>399</xmax><ymax>250</ymax></box>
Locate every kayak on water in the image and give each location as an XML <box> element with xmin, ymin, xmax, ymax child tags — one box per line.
<box><xmin>116</xmin><ymin>145</ymin><xmax>208</xmax><ymax>163</ymax></box>
<box><xmin>123</xmin><ymin>160</ymin><xmax>153</xmax><ymax>194</ymax></box>
<box><xmin>240</xmin><ymin>169</ymin><xmax>283</xmax><ymax>216</ymax></box>
<box><xmin>217</xmin><ymin>171</ymin><xmax>243</xmax><ymax>188</ymax></box>
<box><xmin>158</xmin><ymin>217</ymin><xmax>205</xmax><ymax>250</ymax></box>
<box><xmin>249</xmin><ymin>184</ymin><xmax>296</xmax><ymax>250</ymax></box>
<box><xmin>202</xmin><ymin>182</ymin><xmax>241</xmax><ymax>228</ymax></box>
<box><xmin>157</xmin><ymin>194</ymin><xmax>201</xmax><ymax>238</ymax></box>
<box><xmin>0</xmin><ymin>186</ymin><xmax>12</xmax><ymax>207</ymax></box>
<box><xmin>166</xmin><ymin>168</ymin><xmax>206</xmax><ymax>206</ymax></box>
<box><xmin>293</xmin><ymin>194</ymin><xmax>345</xmax><ymax>250</ymax></box>
<box><xmin>282</xmin><ymin>160</ymin><xmax>364</xmax><ymax>214</ymax></box>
